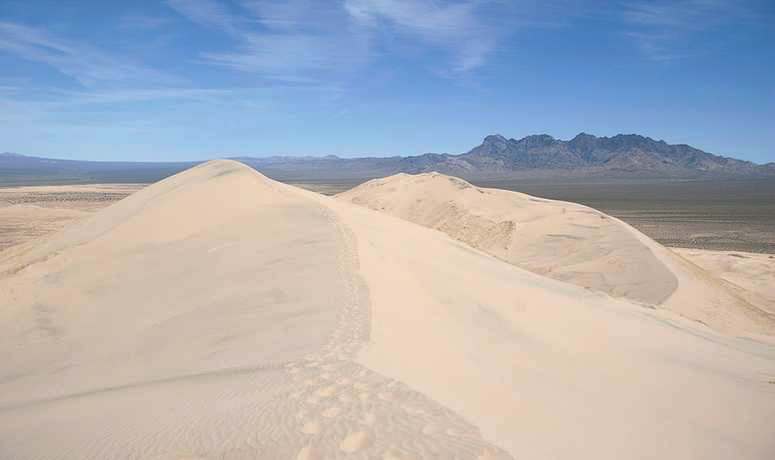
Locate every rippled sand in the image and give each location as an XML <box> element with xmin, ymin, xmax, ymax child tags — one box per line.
<box><xmin>1</xmin><ymin>161</ymin><xmax>774</xmax><ymax>459</ymax></box>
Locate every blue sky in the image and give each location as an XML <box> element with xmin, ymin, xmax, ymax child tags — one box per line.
<box><xmin>0</xmin><ymin>0</ymin><xmax>773</xmax><ymax>162</ymax></box>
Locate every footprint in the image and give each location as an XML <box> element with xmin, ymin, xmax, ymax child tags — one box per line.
<box><xmin>422</xmin><ymin>424</ymin><xmax>438</xmax><ymax>435</ymax></box>
<box><xmin>382</xmin><ymin>450</ymin><xmax>410</xmax><ymax>460</ymax></box>
<box><xmin>321</xmin><ymin>406</ymin><xmax>341</xmax><ymax>418</ymax></box>
<box><xmin>477</xmin><ymin>450</ymin><xmax>501</xmax><ymax>460</ymax></box>
<box><xmin>296</xmin><ymin>445</ymin><xmax>320</xmax><ymax>460</ymax></box>
<box><xmin>301</xmin><ymin>420</ymin><xmax>321</xmax><ymax>435</ymax></box>
<box><xmin>401</xmin><ymin>405</ymin><xmax>425</xmax><ymax>415</ymax></box>
<box><xmin>316</xmin><ymin>385</ymin><xmax>337</xmax><ymax>398</ymax></box>
<box><xmin>339</xmin><ymin>431</ymin><xmax>372</xmax><ymax>453</ymax></box>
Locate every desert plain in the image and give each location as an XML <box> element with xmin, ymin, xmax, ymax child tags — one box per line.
<box><xmin>1</xmin><ymin>161</ymin><xmax>774</xmax><ymax>459</ymax></box>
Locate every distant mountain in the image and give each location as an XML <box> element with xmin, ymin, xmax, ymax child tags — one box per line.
<box><xmin>443</xmin><ymin>133</ymin><xmax>768</xmax><ymax>177</ymax></box>
<box><xmin>0</xmin><ymin>152</ymin><xmax>197</xmax><ymax>186</ymax></box>
<box><xmin>239</xmin><ymin>133</ymin><xmax>773</xmax><ymax>180</ymax></box>
<box><xmin>2</xmin><ymin>133</ymin><xmax>772</xmax><ymax>185</ymax></box>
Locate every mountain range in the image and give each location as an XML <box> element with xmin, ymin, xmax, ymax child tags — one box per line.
<box><xmin>2</xmin><ymin>133</ymin><xmax>773</xmax><ymax>185</ymax></box>
<box><xmin>236</xmin><ymin>133</ymin><xmax>775</xmax><ymax>180</ymax></box>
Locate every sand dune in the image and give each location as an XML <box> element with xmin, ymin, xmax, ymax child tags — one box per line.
<box><xmin>674</xmin><ymin>248</ymin><xmax>775</xmax><ymax>314</ymax></box>
<box><xmin>0</xmin><ymin>184</ymin><xmax>142</xmax><ymax>251</ymax></box>
<box><xmin>338</xmin><ymin>172</ymin><xmax>775</xmax><ymax>336</ymax></box>
<box><xmin>1</xmin><ymin>161</ymin><xmax>774</xmax><ymax>459</ymax></box>
<box><xmin>338</xmin><ymin>172</ymin><xmax>678</xmax><ymax>305</ymax></box>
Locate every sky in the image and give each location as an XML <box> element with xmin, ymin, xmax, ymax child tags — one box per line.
<box><xmin>0</xmin><ymin>0</ymin><xmax>773</xmax><ymax>163</ymax></box>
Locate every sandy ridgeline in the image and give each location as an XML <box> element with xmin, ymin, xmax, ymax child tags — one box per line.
<box><xmin>337</xmin><ymin>172</ymin><xmax>775</xmax><ymax>335</ymax></box>
<box><xmin>0</xmin><ymin>184</ymin><xmax>143</xmax><ymax>251</ymax></box>
<box><xmin>1</xmin><ymin>161</ymin><xmax>774</xmax><ymax>460</ymax></box>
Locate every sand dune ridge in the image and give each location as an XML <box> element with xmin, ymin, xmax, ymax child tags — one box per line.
<box><xmin>1</xmin><ymin>161</ymin><xmax>774</xmax><ymax>459</ymax></box>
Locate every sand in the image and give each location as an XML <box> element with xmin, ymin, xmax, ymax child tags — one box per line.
<box><xmin>338</xmin><ymin>172</ymin><xmax>775</xmax><ymax>336</ymax></box>
<box><xmin>337</xmin><ymin>172</ymin><xmax>679</xmax><ymax>305</ymax></box>
<box><xmin>0</xmin><ymin>184</ymin><xmax>143</xmax><ymax>251</ymax></box>
<box><xmin>1</xmin><ymin>161</ymin><xmax>774</xmax><ymax>459</ymax></box>
<box><xmin>674</xmin><ymin>248</ymin><xmax>775</xmax><ymax>314</ymax></box>
<box><xmin>473</xmin><ymin>178</ymin><xmax>775</xmax><ymax>254</ymax></box>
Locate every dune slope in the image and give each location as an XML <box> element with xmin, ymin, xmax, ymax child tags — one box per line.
<box><xmin>1</xmin><ymin>161</ymin><xmax>774</xmax><ymax>459</ymax></box>
<box><xmin>338</xmin><ymin>172</ymin><xmax>775</xmax><ymax>335</ymax></box>
<box><xmin>675</xmin><ymin>248</ymin><xmax>775</xmax><ymax>313</ymax></box>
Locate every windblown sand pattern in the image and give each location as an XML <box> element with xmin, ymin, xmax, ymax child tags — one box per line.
<box><xmin>338</xmin><ymin>172</ymin><xmax>775</xmax><ymax>335</ymax></box>
<box><xmin>0</xmin><ymin>162</ymin><xmax>510</xmax><ymax>459</ymax></box>
<box><xmin>1</xmin><ymin>161</ymin><xmax>774</xmax><ymax>459</ymax></box>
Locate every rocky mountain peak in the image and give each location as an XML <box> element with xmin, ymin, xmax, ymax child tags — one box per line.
<box><xmin>518</xmin><ymin>134</ymin><xmax>556</xmax><ymax>146</ymax></box>
<box><xmin>482</xmin><ymin>134</ymin><xmax>509</xmax><ymax>148</ymax></box>
<box><xmin>483</xmin><ymin>134</ymin><xmax>507</xmax><ymax>142</ymax></box>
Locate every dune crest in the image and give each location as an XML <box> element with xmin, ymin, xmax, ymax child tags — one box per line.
<box><xmin>338</xmin><ymin>172</ymin><xmax>775</xmax><ymax>335</ymax></box>
<box><xmin>338</xmin><ymin>172</ymin><xmax>677</xmax><ymax>304</ymax></box>
<box><xmin>674</xmin><ymin>248</ymin><xmax>775</xmax><ymax>313</ymax></box>
<box><xmin>1</xmin><ymin>161</ymin><xmax>774</xmax><ymax>459</ymax></box>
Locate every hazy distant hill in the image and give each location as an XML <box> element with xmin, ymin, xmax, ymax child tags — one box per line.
<box><xmin>3</xmin><ymin>133</ymin><xmax>773</xmax><ymax>185</ymax></box>
<box><xmin>0</xmin><ymin>153</ymin><xmax>197</xmax><ymax>186</ymax></box>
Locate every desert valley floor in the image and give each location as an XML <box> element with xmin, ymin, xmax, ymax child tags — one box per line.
<box><xmin>1</xmin><ymin>161</ymin><xmax>774</xmax><ymax>459</ymax></box>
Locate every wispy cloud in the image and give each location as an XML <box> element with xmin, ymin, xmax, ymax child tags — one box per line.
<box><xmin>0</xmin><ymin>85</ymin><xmax>255</xmax><ymax>139</ymax></box>
<box><xmin>344</xmin><ymin>0</ymin><xmax>498</xmax><ymax>72</ymax></box>
<box><xmin>166</xmin><ymin>0</ymin><xmax>243</xmax><ymax>34</ymax></box>
<box><xmin>0</xmin><ymin>9</ymin><xmax>343</xmax><ymax>128</ymax></box>
<box><xmin>166</xmin><ymin>0</ymin><xmax>510</xmax><ymax>78</ymax></box>
<box><xmin>0</xmin><ymin>22</ymin><xmax>179</xmax><ymax>86</ymax></box>
<box><xmin>55</xmin><ymin>88</ymin><xmax>240</xmax><ymax>105</ymax></box>
<box><xmin>242</xmin><ymin>0</ymin><xmax>344</xmax><ymax>31</ymax></box>
<box><xmin>202</xmin><ymin>33</ymin><xmax>365</xmax><ymax>77</ymax></box>
<box><xmin>622</xmin><ymin>0</ymin><xmax>755</xmax><ymax>60</ymax></box>
<box><xmin>167</xmin><ymin>0</ymin><xmax>370</xmax><ymax>82</ymax></box>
